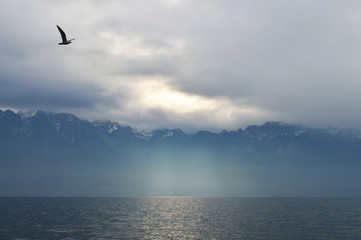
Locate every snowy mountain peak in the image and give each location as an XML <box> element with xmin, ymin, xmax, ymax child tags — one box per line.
<box><xmin>92</xmin><ymin>121</ymin><xmax>123</xmax><ymax>133</ymax></box>
<box><xmin>18</xmin><ymin>110</ymin><xmax>37</xmax><ymax>119</ymax></box>
<box><xmin>132</xmin><ymin>129</ymin><xmax>153</xmax><ymax>140</ymax></box>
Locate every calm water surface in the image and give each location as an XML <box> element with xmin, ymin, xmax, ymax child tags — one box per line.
<box><xmin>0</xmin><ymin>197</ymin><xmax>361</xmax><ymax>239</ymax></box>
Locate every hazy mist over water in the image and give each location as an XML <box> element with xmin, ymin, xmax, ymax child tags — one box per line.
<box><xmin>3</xmin><ymin>153</ymin><xmax>361</xmax><ymax>198</ymax></box>
<box><xmin>1</xmin><ymin>197</ymin><xmax>361</xmax><ymax>240</ymax></box>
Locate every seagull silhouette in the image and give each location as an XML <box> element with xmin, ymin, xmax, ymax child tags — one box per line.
<box><xmin>57</xmin><ymin>25</ymin><xmax>75</xmax><ymax>45</ymax></box>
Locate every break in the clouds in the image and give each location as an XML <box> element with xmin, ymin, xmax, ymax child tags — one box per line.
<box><xmin>1</xmin><ymin>0</ymin><xmax>361</xmax><ymax>132</ymax></box>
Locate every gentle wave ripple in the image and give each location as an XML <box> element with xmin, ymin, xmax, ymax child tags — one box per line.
<box><xmin>1</xmin><ymin>197</ymin><xmax>361</xmax><ymax>239</ymax></box>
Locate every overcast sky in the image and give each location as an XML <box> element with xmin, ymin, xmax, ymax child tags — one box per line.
<box><xmin>1</xmin><ymin>0</ymin><xmax>361</xmax><ymax>132</ymax></box>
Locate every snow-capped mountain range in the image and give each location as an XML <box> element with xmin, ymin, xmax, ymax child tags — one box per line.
<box><xmin>1</xmin><ymin>109</ymin><xmax>361</xmax><ymax>164</ymax></box>
<box><xmin>3</xmin><ymin>109</ymin><xmax>361</xmax><ymax>141</ymax></box>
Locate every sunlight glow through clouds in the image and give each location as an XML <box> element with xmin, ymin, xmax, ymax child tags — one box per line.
<box><xmin>138</xmin><ymin>80</ymin><xmax>217</xmax><ymax>113</ymax></box>
<box><xmin>132</xmin><ymin>78</ymin><xmax>270</xmax><ymax>126</ymax></box>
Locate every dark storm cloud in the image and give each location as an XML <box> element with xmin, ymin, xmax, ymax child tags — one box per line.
<box><xmin>0</xmin><ymin>77</ymin><xmax>117</xmax><ymax>110</ymax></box>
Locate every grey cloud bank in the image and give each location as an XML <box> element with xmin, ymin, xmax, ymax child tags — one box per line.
<box><xmin>1</xmin><ymin>0</ymin><xmax>361</xmax><ymax>131</ymax></box>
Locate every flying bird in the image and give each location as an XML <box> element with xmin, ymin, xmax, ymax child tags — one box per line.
<box><xmin>57</xmin><ymin>25</ymin><xmax>75</xmax><ymax>45</ymax></box>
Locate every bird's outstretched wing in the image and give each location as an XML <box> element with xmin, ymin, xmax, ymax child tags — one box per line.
<box><xmin>57</xmin><ymin>25</ymin><xmax>67</xmax><ymax>42</ymax></box>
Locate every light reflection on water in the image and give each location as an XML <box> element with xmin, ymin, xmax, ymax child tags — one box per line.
<box><xmin>1</xmin><ymin>197</ymin><xmax>361</xmax><ymax>239</ymax></box>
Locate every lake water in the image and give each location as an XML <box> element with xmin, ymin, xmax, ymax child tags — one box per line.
<box><xmin>1</xmin><ymin>197</ymin><xmax>361</xmax><ymax>239</ymax></box>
